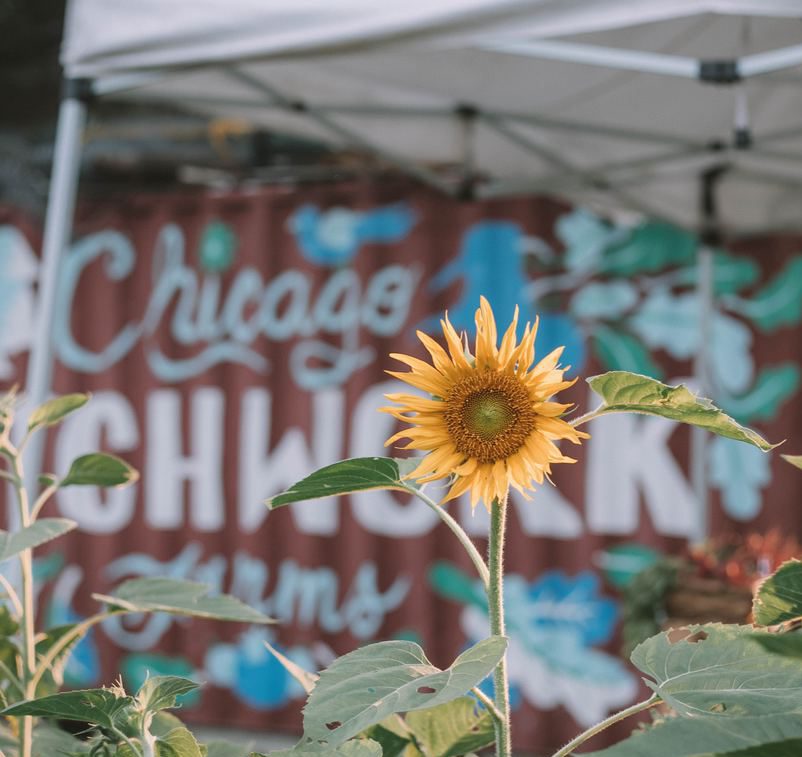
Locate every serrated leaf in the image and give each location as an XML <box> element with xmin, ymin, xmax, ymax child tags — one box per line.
<box><xmin>138</xmin><ymin>676</ymin><xmax>201</xmax><ymax>712</ymax></box>
<box><xmin>405</xmin><ymin>697</ymin><xmax>494</xmax><ymax>757</ymax></box>
<box><xmin>631</xmin><ymin>623</ymin><xmax>802</xmax><ymax>716</ymax></box>
<box><xmin>2</xmin><ymin>688</ymin><xmax>133</xmax><ymax>729</ymax></box>
<box><xmin>300</xmin><ymin>637</ymin><xmax>506</xmax><ymax>749</ymax></box>
<box><xmin>61</xmin><ymin>453</ymin><xmax>139</xmax><ymax>488</ymax></box>
<box><xmin>587</xmin><ymin>372</ymin><xmax>777</xmax><ymax>450</ymax></box>
<box><xmin>94</xmin><ymin>577</ymin><xmax>275</xmax><ymax>624</ymax></box>
<box><xmin>157</xmin><ymin>726</ymin><xmax>204</xmax><ymax>757</ymax></box>
<box><xmin>585</xmin><ymin>712</ymin><xmax>802</xmax><ymax>757</ymax></box>
<box><xmin>782</xmin><ymin>455</ymin><xmax>802</xmax><ymax>471</ymax></box>
<box><xmin>0</xmin><ymin>518</ymin><xmax>77</xmax><ymax>563</ymax></box>
<box><xmin>268</xmin><ymin>458</ymin><xmax>417</xmax><ymax>508</ymax></box>
<box><xmin>754</xmin><ymin>560</ymin><xmax>802</xmax><ymax>625</ymax></box>
<box><xmin>28</xmin><ymin>394</ymin><xmax>89</xmax><ymax>432</ymax></box>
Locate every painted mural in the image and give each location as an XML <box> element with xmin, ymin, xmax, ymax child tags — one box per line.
<box><xmin>0</xmin><ymin>185</ymin><xmax>800</xmax><ymax>752</ymax></box>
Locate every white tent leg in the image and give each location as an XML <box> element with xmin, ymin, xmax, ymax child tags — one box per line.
<box><xmin>23</xmin><ymin>84</ymin><xmax>88</xmax><ymax>493</ymax></box>
<box><xmin>690</xmin><ymin>243</ymin><xmax>715</xmax><ymax>544</ymax></box>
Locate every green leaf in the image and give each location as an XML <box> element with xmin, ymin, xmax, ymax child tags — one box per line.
<box><xmin>268</xmin><ymin>458</ymin><xmax>417</xmax><ymax>508</ymax></box>
<box><xmin>264</xmin><ymin>641</ymin><xmax>318</xmax><ymax>694</ymax></box>
<box><xmin>585</xmin><ymin>712</ymin><xmax>802</xmax><ymax>757</ymax></box>
<box><xmin>28</xmin><ymin>394</ymin><xmax>89</xmax><ymax>432</ymax></box>
<box><xmin>2</xmin><ymin>688</ymin><xmax>133</xmax><ymax>729</ymax></box>
<box><xmin>138</xmin><ymin>676</ymin><xmax>201</xmax><ymax>712</ymax></box>
<box><xmin>206</xmin><ymin>742</ymin><xmax>253</xmax><ymax>757</ymax></box>
<box><xmin>299</xmin><ymin>637</ymin><xmax>506</xmax><ymax>749</ymax></box>
<box><xmin>405</xmin><ymin>697</ymin><xmax>495</xmax><ymax>757</ymax></box>
<box><xmin>753</xmin><ymin>560</ymin><xmax>802</xmax><ymax>625</ymax></box>
<box><xmin>359</xmin><ymin>720</ymin><xmax>412</xmax><ymax>757</ymax></box>
<box><xmin>718</xmin><ymin>364</ymin><xmax>801</xmax><ymax>424</ymax></box>
<box><xmin>32</xmin><ymin>722</ymin><xmax>92</xmax><ymax>756</ymax></box>
<box><xmin>586</xmin><ymin>371</ymin><xmax>778</xmax><ymax>450</ymax></box>
<box><xmin>0</xmin><ymin>518</ymin><xmax>77</xmax><ymax>563</ymax></box>
<box><xmin>61</xmin><ymin>453</ymin><xmax>139</xmax><ymax>488</ymax></box>
<box><xmin>738</xmin><ymin>257</ymin><xmax>802</xmax><ymax>331</ymax></box>
<box><xmin>751</xmin><ymin>632</ymin><xmax>802</xmax><ymax>660</ymax></box>
<box><xmin>592</xmin><ymin>327</ymin><xmax>663</xmax><ymax>378</ymax></box>
<box><xmin>252</xmin><ymin>739</ymin><xmax>382</xmax><ymax>757</ymax></box>
<box><xmin>631</xmin><ymin>623</ymin><xmax>802</xmax><ymax>716</ymax></box>
<box><xmin>94</xmin><ymin>577</ymin><xmax>275</xmax><ymax>624</ymax></box>
<box><xmin>782</xmin><ymin>454</ymin><xmax>802</xmax><ymax>471</ymax></box>
<box><xmin>158</xmin><ymin>726</ymin><xmax>204</xmax><ymax>757</ymax></box>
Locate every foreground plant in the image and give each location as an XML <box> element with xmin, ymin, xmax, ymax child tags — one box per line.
<box><xmin>267</xmin><ymin>297</ymin><xmax>787</xmax><ymax>757</ymax></box>
<box><xmin>0</xmin><ymin>391</ymin><xmax>273</xmax><ymax>757</ymax></box>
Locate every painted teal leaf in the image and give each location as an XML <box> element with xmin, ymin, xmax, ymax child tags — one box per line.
<box><xmin>0</xmin><ymin>518</ymin><xmax>77</xmax><ymax>563</ymax></box>
<box><xmin>753</xmin><ymin>560</ymin><xmax>802</xmax><ymax>625</ymax></box>
<box><xmin>709</xmin><ymin>436</ymin><xmax>770</xmax><ymax>521</ymax></box>
<box><xmin>61</xmin><ymin>453</ymin><xmax>139</xmax><ymax>488</ymax></box>
<box><xmin>600</xmin><ymin>221</ymin><xmax>696</xmax><ymax>276</ymax></box>
<box><xmin>671</xmin><ymin>251</ymin><xmax>760</xmax><ymax>295</ymax></box>
<box><xmin>592</xmin><ymin>326</ymin><xmax>663</xmax><ymax>378</ymax></box>
<box><xmin>585</xmin><ymin>713</ymin><xmax>802</xmax><ymax>757</ymax></box>
<box><xmin>299</xmin><ymin>637</ymin><xmax>506</xmax><ymax>749</ymax></box>
<box><xmin>28</xmin><ymin>394</ymin><xmax>89</xmax><ymax>432</ymax></box>
<box><xmin>267</xmin><ymin>458</ymin><xmax>417</xmax><ymax>509</ymax></box>
<box><xmin>719</xmin><ymin>364</ymin><xmax>800</xmax><ymax>424</ymax></box>
<box><xmin>570</xmin><ymin>281</ymin><xmax>638</xmax><ymax>320</ymax></box>
<box><xmin>586</xmin><ymin>372</ymin><xmax>778</xmax><ymax>450</ymax></box>
<box><xmin>631</xmin><ymin>623</ymin><xmax>802</xmax><ymax>716</ymax></box>
<box><xmin>737</xmin><ymin>257</ymin><xmax>802</xmax><ymax>331</ymax></box>
<box><xmin>94</xmin><ymin>577</ymin><xmax>275</xmax><ymax>624</ymax></box>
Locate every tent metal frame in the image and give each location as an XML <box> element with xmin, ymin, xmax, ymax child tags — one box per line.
<box><xmin>30</xmin><ymin>31</ymin><xmax>802</xmax><ymax>538</ymax></box>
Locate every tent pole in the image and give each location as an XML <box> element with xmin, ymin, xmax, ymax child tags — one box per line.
<box><xmin>690</xmin><ymin>166</ymin><xmax>725</xmax><ymax>544</ymax></box>
<box><xmin>23</xmin><ymin>78</ymin><xmax>90</xmax><ymax>493</ymax></box>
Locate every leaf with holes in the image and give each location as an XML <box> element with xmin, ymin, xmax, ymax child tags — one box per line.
<box><xmin>28</xmin><ymin>394</ymin><xmax>89</xmax><ymax>432</ymax></box>
<box><xmin>298</xmin><ymin>637</ymin><xmax>506</xmax><ymax>750</ymax></box>
<box><xmin>585</xmin><ymin>712</ymin><xmax>802</xmax><ymax>757</ymax></box>
<box><xmin>268</xmin><ymin>458</ymin><xmax>419</xmax><ymax>509</ymax></box>
<box><xmin>587</xmin><ymin>372</ymin><xmax>777</xmax><ymax>450</ymax></box>
<box><xmin>61</xmin><ymin>453</ymin><xmax>139</xmax><ymax>488</ymax></box>
<box><xmin>405</xmin><ymin>697</ymin><xmax>495</xmax><ymax>757</ymax></box>
<box><xmin>754</xmin><ymin>560</ymin><xmax>802</xmax><ymax>625</ymax></box>
<box><xmin>94</xmin><ymin>578</ymin><xmax>275</xmax><ymax>624</ymax></box>
<box><xmin>0</xmin><ymin>518</ymin><xmax>77</xmax><ymax>563</ymax></box>
<box><xmin>631</xmin><ymin>624</ymin><xmax>802</xmax><ymax>716</ymax></box>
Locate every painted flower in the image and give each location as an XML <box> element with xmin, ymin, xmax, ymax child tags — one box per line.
<box><xmin>382</xmin><ymin>297</ymin><xmax>587</xmax><ymax>510</ymax></box>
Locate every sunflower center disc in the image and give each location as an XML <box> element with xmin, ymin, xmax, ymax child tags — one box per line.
<box><xmin>444</xmin><ymin>371</ymin><xmax>537</xmax><ymax>463</ymax></box>
<box><xmin>463</xmin><ymin>392</ymin><xmax>514</xmax><ymax>440</ymax></box>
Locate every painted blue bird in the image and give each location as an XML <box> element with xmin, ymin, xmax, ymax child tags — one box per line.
<box><xmin>425</xmin><ymin>221</ymin><xmax>586</xmax><ymax>372</ymax></box>
<box><xmin>288</xmin><ymin>203</ymin><xmax>416</xmax><ymax>267</ymax></box>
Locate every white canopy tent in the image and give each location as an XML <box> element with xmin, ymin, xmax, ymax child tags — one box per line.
<box><xmin>33</xmin><ymin>0</ymin><xmax>802</xmax><ymax>538</ymax></box>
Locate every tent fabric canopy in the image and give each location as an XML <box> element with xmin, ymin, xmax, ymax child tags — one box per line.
<box><xmin>61</xmin><ymin>0</ymin><xmax>802</xmax><ymax>237</ymax></box>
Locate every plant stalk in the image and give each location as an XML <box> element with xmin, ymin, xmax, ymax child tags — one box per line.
<box><xmin>487</xmin><ymin>496</ymin><xmax>511</xmax><ymax>757</ymax></box>
<box><xmin>551</xmin><ymin>695</ymin><xmax>660</xmax><ymax>757</ymax></box>
<box><xmin>10</xmin><ymin>452</ymin><xmax>35</xmax><ymax>757</ymax></box>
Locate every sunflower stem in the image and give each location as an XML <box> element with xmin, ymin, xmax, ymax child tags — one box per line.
<box><xmin>569</xmin><ymin>406</ymin><xmax>606</xmax><ymax>428</ymax></box>
<box><xmin>487</xmin><ymin>496</ymin><xmax>512</xmax><ymax>757</ymax></box>
<box><xmin>408</xmin><ymin>486</ymin><xmax>490</xmax><ymax>588</ymax></box>
<box><xmin>550</xmin><ymin>695</ymin><xmax>659</xmax><ymax>757</ymax></box>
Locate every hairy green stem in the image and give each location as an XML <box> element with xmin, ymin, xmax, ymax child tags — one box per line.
<box><xmin>29</xmin><ymin>482</ymin><xmax>59</xmax><ymax>522</ymax></box>
<box><xmin>551</xmin><ymin>695</ymin><xmax>660</xmax><ymax>757</ymax></box>
<box><xmin>568</xmin><ymin>406</ymin><xmax>606</xmax><ymax>428</ymax></box>
<box><xmin>471</xmin><ymin>685</ymin><xmax>504</xmax><ymax>724</ymax></box>
<box><xmin>409</xmin><ymin>486</ymin><xmax>490</xmax><ymax>588</ymax></box>
<box><xmin>10</xmin><ymin>452</ymin><xmax>35</xmax><ymax>757</ymax></box>
<box><xmin>488</xmin><ymin>496</ymin><xmax>511</xmax><ymax>757</ymax></box>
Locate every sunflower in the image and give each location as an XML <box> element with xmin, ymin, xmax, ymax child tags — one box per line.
<box><xmin>381</xmin><ymin>297</ymin><xmax>588</xmax><ymax>511</ymax></box>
